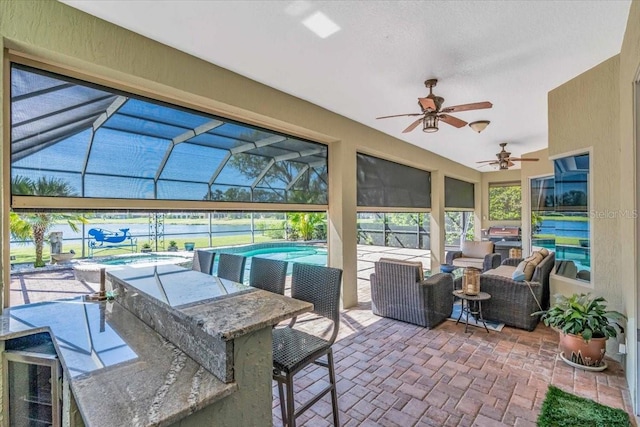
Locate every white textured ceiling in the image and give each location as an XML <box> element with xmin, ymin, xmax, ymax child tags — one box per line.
<box><xmin>62</xmin><ymin>0</ymin><xmax>631</xmax><ymax>171</ymax></box>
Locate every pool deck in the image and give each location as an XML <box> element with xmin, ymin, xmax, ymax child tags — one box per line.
<box><xmin>9</xmin><ymin>245</ymin><xmax>430</xmax><ymax>306</ymax></box>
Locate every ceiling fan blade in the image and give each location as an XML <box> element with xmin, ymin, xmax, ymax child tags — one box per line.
<box><xmin>510</xmin><ymin>157</ymin><xmax>540</xmax><ymax>162</ymax></box>
<box><xmin>441</xmin><ymin>101</ymin><xmax>493</xmax><ymax>113</ymax></box>
<box><xmin>418</xmin><ymin>97</ymin><xmax>436</xmax><ymax>111</ymax></box>
<box><xmin>376</xmin><ymin>113</ymin><xmax>424</xmax><ymax>119</ymax></box>
<box><xmin>478</xmin><ymin>161</ymin><xmax>499</xmax><ymax>168</ymax></box>
<box><xmin>508</xmin><ymin>161</ymin><xmax>516</xmax><ymax>167</ymax></box>
<box><xmin>402</xmin><ymin>118</ymin><xmax>423</xmax><ymax>133</ymax></box>
<box><xmin>476</xmin><ymin>160</ymin><xmax>497</xmax><ymax>164</ymax></box>
<box><xmin>439</xmin><ymin>114</ymin><xmax>467</xmax><ymax>128</ymax></box>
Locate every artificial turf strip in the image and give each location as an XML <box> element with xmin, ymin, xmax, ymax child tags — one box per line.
<box><xmin>537</xmin><ymin>385</ymin><xmax>631</xmax><ymax>427</ymax></box>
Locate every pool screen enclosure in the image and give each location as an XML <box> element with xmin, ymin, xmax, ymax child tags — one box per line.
<box><xmin>10</xmin><ymin>63</ymin><xmax>328</xmax><ymax>208</ymax></box>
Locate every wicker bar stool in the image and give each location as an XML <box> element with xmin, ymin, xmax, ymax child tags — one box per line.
<box><xmin>192</xmin><ymin>250</ymin><xmax>215</xmax><ymax>275</ymax></box>
<box><xmin>217</xmin><ymin>253</ymin><xmax>247</xmax><ymax>283</ymax></box>
<box><xmin>272</xmin><ymin>263</ymin><xmax>343</xmax><ymax>427</ymax></box>
<box><xmin>249</xmin><ymin>257</ymin><xmax>288</xmax><ymax>295</ymax></box>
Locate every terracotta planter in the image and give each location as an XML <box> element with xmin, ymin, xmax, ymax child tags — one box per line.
<box><xmin>559</xmin><ymin>332</ymin><xmax>607</xmax><ymax>367</ymax></box>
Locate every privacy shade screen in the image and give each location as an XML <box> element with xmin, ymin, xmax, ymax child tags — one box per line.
<box><xmin>356</xmin><ymin>153</ymin><xmax>430</xmax><ymax>208</ymax></box>
<box><xmin>444</xmin><ymin>177</ymin><xmax>474</xmax><ymax>209</ymax></box>
<box><xmin>10</xmin><ymin>64</ymin><xmax>328</xmax><ymax>204</ymax></box>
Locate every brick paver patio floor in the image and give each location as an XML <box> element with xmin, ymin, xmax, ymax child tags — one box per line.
<box><xmin>8</xmin><ymin>245</ymin><xmax>636</xmax><ymax>426</ymax></box>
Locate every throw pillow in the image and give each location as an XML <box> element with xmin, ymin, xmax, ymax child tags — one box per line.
<box><xmin>512</xmin><ymin>269</ymin><xmax>526</xmax><ymax>282</ymax></box>
<box><xmin>538</xmin><ymin>248</ymin><xmax>550</xmax><ymax>258</ymax></box>
<box><xmin>518</xmin><ymin>257</ymin><xmax>537</xmax><ymax>281</ymax></box>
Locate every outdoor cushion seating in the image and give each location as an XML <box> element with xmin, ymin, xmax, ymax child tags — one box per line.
<box><xmin>370</xmin><ymin>259</ymin><xmax>453</xmax><ymax>328</ymax></box>
<box><xmin>446</xmin><ymin>240</ymin><xmax>501</xmax><ymax>271</ymax></box>
<box><xmin>479</xmin><ymin>250</ymin><xmax>555</xmax><ymax>331</ymax></box>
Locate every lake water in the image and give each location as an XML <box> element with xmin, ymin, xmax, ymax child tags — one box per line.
<box><xmin>10</xmin><ymin>222</ymin><xmax>267</xmax><ymax>249</ymax></box>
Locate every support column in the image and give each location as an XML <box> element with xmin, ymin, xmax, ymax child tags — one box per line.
<box><xmin>328</xmin><ymin>140</ymin><xmax>358</xmax><ymax>308</ymax></box>
<box><xmin>474</xmin><ymin>181</ymin><xmax>483</xmax><ymax>241</ymax></box>
<box><xmin>430</xmin><ymin>171</ymin><xmax>446</xmax><ymax>272</ymax></box>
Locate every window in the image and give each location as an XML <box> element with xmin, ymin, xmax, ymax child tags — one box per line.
<box><xmin>530</xmin><ymin>152</ymin><xmax>591</xmax><ymax>283</ymax></box>
<box><xmin>488</xmin><ymin>182</ymin><xmax>521</xmax><ymax>220</ymax></box>
<box><xmin>357</xmin><ymin>212</ymin><xmax>430</xmax><ymax>250</ymax></box>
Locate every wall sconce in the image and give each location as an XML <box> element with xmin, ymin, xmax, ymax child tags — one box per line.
<box><xmin>469</xmin><ymin>120</ymin><xmax>490</xmax><ymax>133</ymax></box>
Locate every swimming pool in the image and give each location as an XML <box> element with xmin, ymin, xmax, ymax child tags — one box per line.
<box><xmin>215</xmin><ymin>243</ymin><xmax>328</xmax><ymax>280</ymax></box>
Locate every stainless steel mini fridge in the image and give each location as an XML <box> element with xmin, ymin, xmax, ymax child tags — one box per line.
<box><xmin>3</xmin><ymin>339</ymin><xmax>61</xmax><ymax>427</ymax></box>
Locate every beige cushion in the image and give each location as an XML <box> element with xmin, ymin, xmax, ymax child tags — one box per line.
<box><xmin>482</xmin><ymin>265</ymin><xmax>516</xmax><ymax>279</ymax></box>
<box><xmin>452</xmin><ymin>257</ymin><xmax>484</xmax><ymax>270</ymax></box>
<box><xmin>460</xmin><ymin>240</ymin><xmax>494</xmax><ymax>259</ymax></box>
<box><xmin>537</xmin><ymin>248</ymin><xmax>550</xmax><ymax>258</ymax></box>
<box><xmin>378</xmin><ymin>258</ymin><xmax>424</xmax><ymax>281</ymax></box>
<box><xmin>519</xmin><ymin>253</ymin><xmax>542</xmax><ymax>281</ymax></box>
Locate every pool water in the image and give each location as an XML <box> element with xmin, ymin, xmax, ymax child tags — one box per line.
<box><xmin>216</xmin><ymin>245</ymin><xmax>327</xmax><ymax>281</ymax></box>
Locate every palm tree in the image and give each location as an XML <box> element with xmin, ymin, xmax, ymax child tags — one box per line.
<box><xmin>10</xmin><ymin>176</ymin><xmax>87</xmax><ymax>267</ymax></box>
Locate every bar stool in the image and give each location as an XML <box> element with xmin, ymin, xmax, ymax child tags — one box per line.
<box><xmin>217</xmin><ymin>253</ymin><xmax>247</xmax><ymax>283</ymax></box>
<box><xmin>249</xmin><ymin>257</ymin><xmax>288</xmax><ymax>295</ymax></box>
<box><xmin>272</xmin><ymin>263</ymin><xmax>343</xmax><ymax>427</ymax></box>
<box><xmin>192</xmin><ymin>250</ymin><xmax>215</xmax><ymax>275</ymax></box>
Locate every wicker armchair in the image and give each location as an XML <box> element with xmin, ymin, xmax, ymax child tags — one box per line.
<box><xmin>446</xmin><ymin>240</ymin><xmax>501</xmax><ymax>272</ymax></box>
<box><xmin>479</xmin><ymin>252</ymin><xmax>555</xmax><ymax>331</ymax></box>
<box><xmin>370</xmin><ymin>260</ymin><xmax>453</xmax><ymax>328</ymax></box>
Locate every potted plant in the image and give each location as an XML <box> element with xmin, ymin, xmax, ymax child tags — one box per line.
<box><xmin>140</xmin><ymin>243</ymin><xmax>152</xmax><ymax>253</ymax></box>
<box><xmin>533</xmin><ymin>293</ymin><xmax>626</xmax><ymax>369</ymax></box>
<box><xmin>167</xmin><ymin>240</ymin><xmax>179</xmax><ymax>252</ymax></box>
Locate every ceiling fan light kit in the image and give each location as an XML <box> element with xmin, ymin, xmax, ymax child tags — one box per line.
<box><xmin>469</xmin><ymin>120</ymin><xmax>490</xmax><ymax>133</ymax></box>
<box><xmin>423</xmin><ymin>115</ymin><xmax>439</xmax><ymax>132</ymax></box>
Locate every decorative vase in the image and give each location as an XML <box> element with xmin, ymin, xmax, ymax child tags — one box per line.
<box><xmin>462</xmin><ymin>267</ymin><xmax>480</xmax><ymax>295</ymax></box>
<box><xmin>559</xmin><ymin>332</ymin><xmax>607</xmax><ymax>367</ymax></box>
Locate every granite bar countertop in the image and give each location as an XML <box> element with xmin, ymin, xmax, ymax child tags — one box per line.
<box><xmin>108</xmin><ymin>265</ymin><xmax>313</xmax><ymax>383</ymax></box>
<box><xmin>0</xmin><ymin>297</ymin><xmax>236</xmax><ymax>427</ymax></box>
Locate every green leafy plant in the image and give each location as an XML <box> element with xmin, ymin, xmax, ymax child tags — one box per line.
<box><xmin>142</xmin><ymin>243</ymin><xmax>152</xmax><ymax>249</ymax></box>
<box><xmin>533</xmin><ymin>293</ymin><xmax>626</xmax><ymax>341</ymax></box>
<box><xmin>10</xmin><ymin>176</ymin><xmax>87</xmax><ymax>267</ymax></box>
<box><xmin>168</xmin><ymin>240</ymin><xmax>178</xmax><ymax>247</ymax></box>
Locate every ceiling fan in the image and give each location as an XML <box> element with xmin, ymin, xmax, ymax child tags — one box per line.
<box><xmin>477</xmin><ymin>143</ymin><xmax>540</xmax><ymax>170</ymax></box>
<box><xmin>376</xmin><ymin>78</ymin><xmax>492</xmax><ymax>133</ymax></box>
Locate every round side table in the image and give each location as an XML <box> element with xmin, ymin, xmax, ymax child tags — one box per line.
<box><xmin>453</xmin><ymin>290</ymin><xmax>491</xmax><ymax>333</ymax></box>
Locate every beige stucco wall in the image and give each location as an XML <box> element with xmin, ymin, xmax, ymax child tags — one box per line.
<box><xmin>548</xmin><ymin>55</ymin><xmax>621</xmax><ymax>301</ymax></box>
<box><xmin>0</xmin><ymin>0</ymin><xmax>482</xmax><ymax>309</ymax></box>
<box><xmin>519</xmin><ymin>148</ymin><xmax>554</xmax><ymax>257</ymax></box>
<box><xmin>549</xmin><ymin>55</ymin><xmax>624</xmax><ymax>367</ymax></box>
<box><xmin>618</xmin><ymin>0</ymin><xmax>640</xmax><ymax>411</ymax></box>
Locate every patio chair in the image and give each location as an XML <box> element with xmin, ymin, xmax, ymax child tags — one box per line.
<box><xmin>370</xmin><ymin>259</ymin><xmax>454</xmax><ymax>328</ymax></box>
<box><xmin>192</xmin><ymin>250</ymin><xmax>215</xmax><ymax>275</ymax></box>
<box><xmin>249</xmin><ymin>257</ymin><xmax>288</xmax><ymax>295</ymax></box>
<box><xmin>217</xmin><ymin>253</ymin><xmax>247</xmax><ymax>283</ymax></box>
<box><xmin>272</xmin><ymin>263</ymin><xmax>343</xmax><ymax>427</ymax></box>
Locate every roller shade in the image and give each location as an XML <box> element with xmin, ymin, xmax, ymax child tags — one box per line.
<box><xmin>445</xmin><ymin>177</ymin><xmax>474</xmax><ymax>209</ymax></box>
<box><xmin>357</xmin><ymin>153</ymin><xmax>430</xmax><ymax>208</ymax></box>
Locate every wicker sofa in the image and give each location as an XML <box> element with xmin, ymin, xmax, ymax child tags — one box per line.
<box><xmin>370</xmin><ymin>259</ymin><xmax>453</xmax><ymax>328</ymax></box>
<box><xmin>479</xmin><ymin>251</ymin><xmax>555</xmax><ymax>331</ymax></box>
<box><xmin>446</xmin><ymin>240</ymin><xmax>501</xmax><ymax>272</ymax></box>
